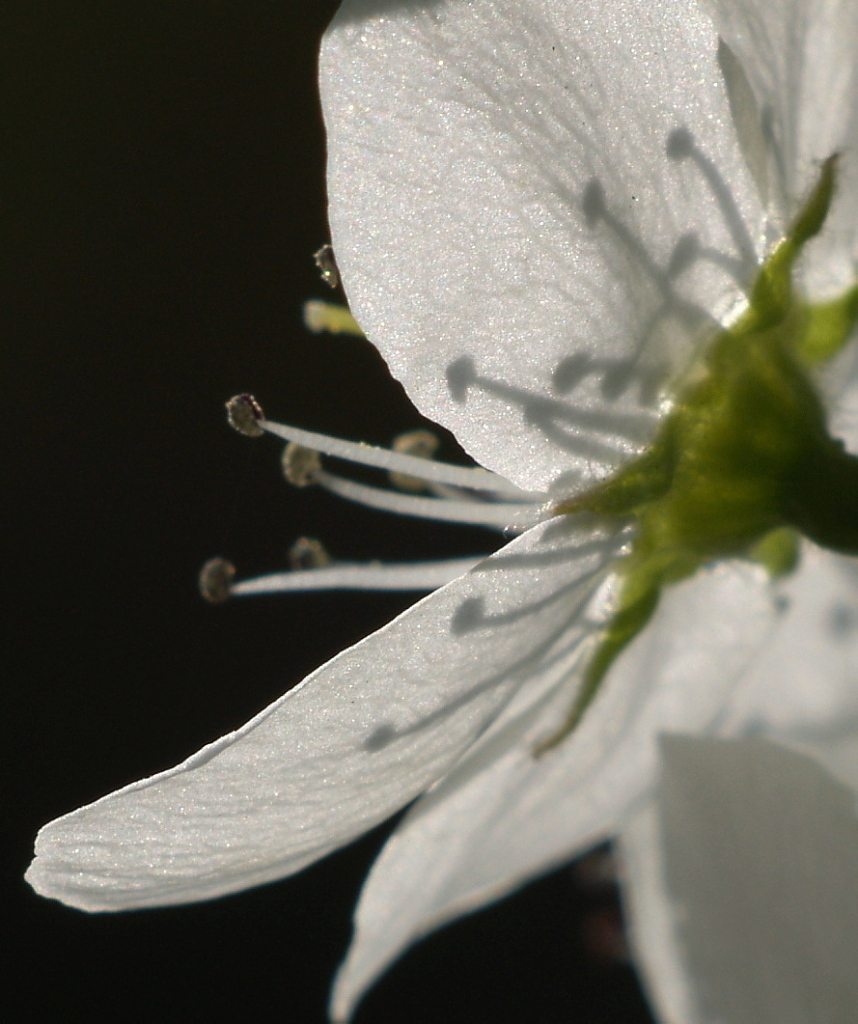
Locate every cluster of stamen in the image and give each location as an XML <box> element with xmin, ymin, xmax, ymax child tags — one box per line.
<box><xmin>201</xmin><ymin>394</ymin><xmax>549</xmax><ymax>603</ymax></box>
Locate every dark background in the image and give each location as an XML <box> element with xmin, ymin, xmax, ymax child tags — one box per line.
<box><xmin>5</xmin><ymin>4</ymin><xmax>653</xmax><ymax>1021</ymax></box>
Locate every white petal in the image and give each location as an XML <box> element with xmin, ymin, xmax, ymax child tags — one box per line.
<box><xmin>331</xmin><ymin>562</ymin><xmax>775</xmax><ymax>1021</ymax></box>
<box><xmin>619</xmin><ymin>800</ymin><xmax>704</xmax><ymax>1024</ymax></box>
<box><xmin>25</xmin><ymin>516</ymin><xmax>623</xmax><ymax>912</ymax></box>
<box><xmin>321</xmin><ymin>0</ymin><xmax>762</xmax><ymax>493</ymax></box>
<box><xmin>720</xmin><ymin>543</ymin><xmax>858</xmax><ymax>788</ymax></box>
<box><xmin>622</xmin><ymin>544</ymin><xmax>858</xmax><ymax>1023</ymax></box>
<box><xmin>705</xmin><ymin>0</ymin><xmax>858</xmax><ymax>294</ymax></box>
<box><xmin>635</xmin><ymin>735</ymin><xmax>858</xmax><ymax>1024</ymax></box>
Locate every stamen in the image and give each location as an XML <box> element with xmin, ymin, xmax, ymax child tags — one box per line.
<box><xmin>230</xmin><ymin>557</ymin><xmax>483</xmax><ymax>595</ymax></box>
<box><xmin>389</xmin><ymin>429</ymin><xmax>441</xmax><ymax>492</ymax></box>
<box><xmin>199</xmin><ymin>557</ymin><xmax>236</xmax><ymax>603</ymax></box>
<box><xmin>313</xmin><ymin>244</ymin><xmax>339</xmax><ymax>288</ymax></box>
<box><xmin>257</xmin><ymin>410</ymin><xmax>543</xmax><ymax>500</ymax></box>
<box><xmin>314</xmin><ymin>467</ymin><xmax>543</xmax><ymax>529</ymax></box>
<box><xmin>303</xmin><ymin>301</ymin><xmax>364</xmax><ymax>336</ymax></box>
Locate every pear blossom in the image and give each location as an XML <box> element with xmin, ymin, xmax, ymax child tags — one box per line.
<box><xmin>26</xmin><ymin>1</ymin><xmax>858</xmax><ymax>1022</ymax></box>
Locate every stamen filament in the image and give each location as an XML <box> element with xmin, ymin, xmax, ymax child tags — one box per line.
<box><xmin>259</xmin><ymin>415</ymin><xmax>543</xmax><ymax>500</ymax></box>
<box><xmin>231</xmin><ymin>557</ymin><xmax>483</xmax><ymax>595</ymax></box>
<box><xmin>315</xmin><ymin>468</ymin><xmax>543</xmax><ymax>529</ymax></box>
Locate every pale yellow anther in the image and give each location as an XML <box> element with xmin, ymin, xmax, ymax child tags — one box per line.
<box><xmin>389</xmin><ymin>429</ymin><xmax>441</xmax><ymax>492</ymax></box>
<box><xmin>199</xmin><ymin>557</ymin><xmax>235</xmax><ymax>604</ymax></box>
<box><xmin>282</xmin><ymin>442</ymin><xmax>322</xmax><ymax>487</ymax></box>
<box><xmin>313</xmin><ymin>244</ymin><xmax>339</xmax><ymax>289</ymax></box>
<box><xmin>226</xmin><ymin>394</ymin><xmax>265</xmax><ymax>438</ymax></box>
<box><xmin>288</xmin><ymin>536</ymin><xmax>333</xmax><ymax>571</ymax></box>
<box><xmin>303</xmin><ymin>300</ymin><xmax>364</xmax><ymax>337</ymax></box>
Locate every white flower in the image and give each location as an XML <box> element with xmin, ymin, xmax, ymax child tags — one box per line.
<box><xmin>26</xmin><ymin>1</ymin><xmax>858</xmax><ymax>1022</ymax></box>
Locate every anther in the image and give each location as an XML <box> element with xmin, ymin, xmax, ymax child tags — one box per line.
<box><xmin>226</xmin><ymin>394</ymin><xmax>265</xmax><ymax>438</ymax></box>
<box><xmin>199</xmin><ymin>557</ymin><xmax>236</xmax><ymax>603</ymax></box>
<box><xmin>288</xmin><ymin>536</ymin><xmax>332</xmax><ymax>570</ymax></box>
<box><xmin>303</xmin><ymin>300</ymin><xmax>364</xmax><ymax>336</ymax></box>
<box><xmin>389</xmin><ymin>429</ymin><xmax>441</xmax><ymax>492</ymax></box>
<box><xmin>282</xmin><ymin>442</ymin><xmax>323</xmax><ymax>487</ymax></box>
<box><xmin>314</xmin><ymin>244</ymin><xmax>339</xmax><ymax>288</ymax></box>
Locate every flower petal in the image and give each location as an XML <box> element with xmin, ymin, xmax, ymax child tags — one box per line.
<box><xmin>720</xmin><ymin>543</ymin><xmax>858</xmax><ymax>789</ymax></box>
<box><xmin>321</xmin><ymin>0</ymin><xmax>762</xmax><ymax>492</ymax></box>
<box><xmin>619</xmin><ymin>799</ymin><xmax>704</xmax><ymax>1024</ymax></box>
<box><xmin>627</xmin><ymin>735</ymin><xmax>858</xmax><ymax>1024</ymax></box>
<box><xmin>622</xmin><ymin>544</ymin><xmax>858</xmax><ymax>1024</ymax></box>
<box><xmin>25</xmin><ymin>517</ymin><xmax>623</xmax><ymax>912</ymax></box>
<box><xmin>705</xmin><ymin>0</ymin><xmax>858</xmax><ymax>295</ymax></box>
<box><xmin>330</xmin><ymin>562</ymin><xmax>774</xmax><ymax>1021</ymax></box>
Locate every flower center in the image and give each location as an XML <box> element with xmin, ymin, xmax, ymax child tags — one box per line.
<box><xmin>539</xmin><ymin>156</ymin><xmax>858</xmax><ymax>751</ymax></box>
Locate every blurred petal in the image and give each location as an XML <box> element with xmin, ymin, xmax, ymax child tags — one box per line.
<box><xmin>619</xmin><ymin>800</ymin><xmax>703</xmax><ymax>1024</ymax></box>
<box><xmin>634</xmin><ymin>736</ymin><xmax>858</xmax><ymax>1024</ymax></box>
<box><xmin>705</xmin><ymin>0</ymin><xmax>858</xmax><ymax>294</ymax></box>
<box><xmin>331</xmin><ymin>561</ymin><xmax>774</xmax><ymax>1021</ymax></box>
<box><xmin>26</xmin><ymin>517</ymin><xmax>623</xmax><ymax>912</ymax></box>
<box><xmin>321</xmin><ymin>0</ymin><xmax>762</xmax><ymax>492</ymax></box>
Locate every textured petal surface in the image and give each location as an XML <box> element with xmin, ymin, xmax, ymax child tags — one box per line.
<box><xmin>647</xmin><ymin>736</ymin><xmax>858</xmax><ymax>1024</ymax></box>
<box><xmin>705</xmin><ymin>0</ymin><xmax>858</xmax><ymax>295</ymax></box>
<box><xmin>321</xmin><ymin>0</ymin><xmax>762</xmax><ymax>493</ymax></box>
<box><xmin>331</xmin><ymin>562</ymin><xmax>775</xmax><ymax>1021</ymax></box>
<box><xmin>26</xmin><ymin>517</ymin><xmax>623</xmax><ymax>911</ymax></box>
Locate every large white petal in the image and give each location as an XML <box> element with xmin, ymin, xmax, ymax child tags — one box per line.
<box><xmin>627</xmin><ymin>736</ymin><xmax>858</xmax><ymax>1024</ymax></box>
<box><xmin>26</xmin><ymin>516</ymin><xmax>624</xmax><ymax>912</ymax></box>
<box><xmin>331</xmin><ymin>562</ymin><xmax>775</xmax><ymax>1021</ymax></box>
<box><xmin>321</xmin><ymin>0</ymin><xmax>762</xmax><ymax>493</ymax></box>
<box><xmin>704</xmin><ymin>0</ymin><xmax>858</xmax><ymax>295</ymax></box>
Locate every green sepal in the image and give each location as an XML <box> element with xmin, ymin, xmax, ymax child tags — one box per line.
<box><xmin>741</xmin><ymin>155</ymin><xmax>839</xmax><ymax>334</ymax></box>
<box><xmin>795</xmin><ymin>285</ymin><xmax>858</xmax><ymax>365</ymax></box>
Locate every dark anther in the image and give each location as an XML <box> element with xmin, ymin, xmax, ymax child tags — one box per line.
<box><xmin>226</xmin><ymin>394</ymin><xmax>265</xmax><ymax>438</ymax></box>
<box><xmin>199</xmin><ymin>558</ymin><xmax>235</xmax><ymax>604</ymax></box>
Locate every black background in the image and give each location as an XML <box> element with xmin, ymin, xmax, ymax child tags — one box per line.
<box><xmin>5</xmin><ymin>4</ymin><xmax>654</xmax><ymax>1021</ymax></box>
